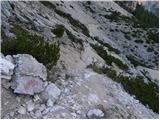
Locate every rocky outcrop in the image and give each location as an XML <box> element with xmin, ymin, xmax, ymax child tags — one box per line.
<box><xmin>1</xmin><ymin>55</ymin><xmax>15</xmax><ymax>80</ymax></box>
<box><xmin>12</xmin><ymin>54</ymin><xmax>47</xmax><ymax>95</ymax></box>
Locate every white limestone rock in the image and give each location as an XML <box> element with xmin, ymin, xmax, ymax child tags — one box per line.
<box><xmin>1</xmin><ymin>56</ymin><xmax>15</xmax><ymax>80</ymax></box>
<box><xmin>13</xmin><ymin>54</ymin><xmax>47</xmax><ymax>95</ymax></box>
<box><xmin>40</xmin><ymin>83</ymin><xmax>61</xmax><ymax>103</ymax></box>
<box><xmin>87</xmin><ymin>109</ymin><xmax>104</xmax><ymax>119</ymax></box>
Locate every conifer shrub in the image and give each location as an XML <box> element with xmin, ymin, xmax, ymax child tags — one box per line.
<box><xmin>134</xmin><ymin>39</ymin><xmax>143</xmax><ymax>43</ymax></box>
<box><xmin>51</xmin><ymin>24</ymin><xmax>65</xmax><ymax>37</ymax></box>
<box><xmin>94</xmin><ymin>36</ymin><xmax>121</xmax><ymax>54</ymax></box>
<box><xmin>1</xmin><ymin>24</ymin><xmax>60</xmax><ymax>69</ymax></box>
<box><xmin>90</xmin><ymin>44</ymin><xmax>128</xmax><ymax>71</ymax></box>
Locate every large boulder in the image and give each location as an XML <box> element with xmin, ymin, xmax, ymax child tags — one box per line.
<box><xmin>1</xmin><ymin>55</ymin><xmax>15</xmax><ymax>80</ymax></box>
<box><xmin>13</xmin><ymin>54</ymin><xmax>47</xmax><ymax>95</ymax></box>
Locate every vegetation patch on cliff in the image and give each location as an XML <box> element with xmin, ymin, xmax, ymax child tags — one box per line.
<box><xmin>90</xmin><ymin>44</ymin><xmax>128</xmax><ymax>71</ymax></box>
<box><xmin>1</xmin><ymin>24</ymin><xmax>60</xmax><ymax>69</ymax></box>
<box><xmin>88</xmin><ymin>64</ymin><xmax>159</xmax><ymax>113</ymax></box>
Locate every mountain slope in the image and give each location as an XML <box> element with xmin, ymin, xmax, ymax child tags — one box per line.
<box><xmin>1</xmin><ymin>1</ymin><xmax>159</xmax><ymax>119</ymax></box>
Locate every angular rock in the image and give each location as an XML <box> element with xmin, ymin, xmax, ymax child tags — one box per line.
<box><xmin>17</xmin><ymin>106</ymin><xmax>26</xmax><ymax>115</ymax></box>
<box><xmin>1</xmin><ymin>56</ymin><xmax>15</xmax><ymax>80</ymax></box>
<box><xmin>13</xmin><ymin>54</ymin><xmax>47</xmax><ymax>81</ymax></box>
<box><xmin>13</xmin><ymin>54</ymin><xmax>47</xmax><ymax>95</ymax></box>
<box><xmin>46</xmin><ymin>99</ymin><xmax>53</xmax><ymax>107</ymax></box>
<box><xmin>40</xmin><ymin>83</ymin><xmax>61</xmax><ymax>103</ymax></box>
<box><xmin>87</xmin><ymin>109</ymin><xmax>104</xmax><ymax>119</ymax></box>
<box><xmin>26</xmin><ymin>100</ymin><xmax>35</xmax><ymax>112</ymax></box>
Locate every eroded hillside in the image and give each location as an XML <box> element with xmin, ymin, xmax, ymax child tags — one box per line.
<box><xmin>1</xmin><ymin>1</ymin><xmax>159</xmax><ymax>119</ymax></box>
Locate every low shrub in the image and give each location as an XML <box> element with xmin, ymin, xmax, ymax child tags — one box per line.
<box><xmin>147</xmin><ymin>31</ymin><xmax>159</xmax><ymax>43</ymax></box>
<box><xmin>126</xmin><ymin>55</ymin><xmax>148</xmax><ymax>68</ymax></box>
<box><xmin>90</xmin><ymin>44</ymin><xmax>128</xmax><ymax>71</ymax></box>
<box><xmin>51</xmin><ymin>24</ymin><xmax>65</xmax><ymax>37</ymax></box>
<box><xmin>94</xmin><ymin>36</ymin><xmax>121</xmax><ymax>54</ymax></box>
<box><xmin>147</xmin><ymin>47</ymin><xmax>154</xmax><ymax>52</ymax></box>
<box><xmin>135</xmin><ymin>39</ymin><xmax>144</xmax><ymax>43</ymax></box>
<box><xmin>124</xmin><ymin>34</ymin><xmax>131</xmax><ymax>40</ymax></box>
<box><xmin>1</xmin><ymin>24</ymin><xmax>60</xmax><ymax>69</ymax></box>
<box><xmin>40</xmin><ymin>1</ymin><xmax>56</xmax><ymax>9</ymax></box>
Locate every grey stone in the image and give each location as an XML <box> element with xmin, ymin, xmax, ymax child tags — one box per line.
<box><xmin>13</xmin><ymin>54</ymin><xmax>47</xmax><ymax>81</ymax></box>
<box><xmin>26</xmin><ymin>100</ymin><xmax>35</xmax><ymax>112</ymax></box>
<box><xmin>40</xmin><ymin>83</ymin><xmax>61</xmax><ymax>103</ymax></box>
<box><xmin>17</xmin><ymin>106</ymin><xmax>26</xmax><ymax>115</ymax></box>
<box><xmin>13</xmin><ymin>54</ymin><xmax>47</xmax><ymax>95</ymax></box>
<box><xmin>46</xmin><ymin>99</ymin><xmax>53</xmax><ymax>107</ymax></box>
<box><xmin>1</xmin><ymin>57</ymin><xmax>15</xmax><ymax>80</ymax></box>
<box><xmin>87</xmin><ymin>109</ymin><xmax>104</xmax><ymax>119</ymax></box>
<box><xmin>34</xmin><ymin>110</ymin><xmax>42</xmax><ymax>118</ymax></box>
<box><xmin>9</xmin><ymin>112</ymin><xmax>15</xmax><ymax>117</ymax></box>
<box><xmin>14</xmin><ymin>75</ymin><xmax>44</xmax><ymax>95</ymax></box>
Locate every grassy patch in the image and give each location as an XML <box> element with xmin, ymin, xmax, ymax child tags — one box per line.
<box><xmin>88</xmin><ymin>64</ymin><xmax>159</xmax><ymax>113</ymax></box>
<box><xmin>51</xmin><ymin>24</ymin><xmax>65</xmax><ymax>37</ymax></box>
<box><xmin>90</xmin><ymin>44</ymin><xmax>128</xmax><ymax>71</ymax></box>
<box><xmin>94</xmin><ymin>36</ymin><xmax>121</xmax><ymax>54</ymax></box>
<box><xmin>1</xmin><ymin>24</ymin><xmax>60</xmax><ymax>69</ymax></box>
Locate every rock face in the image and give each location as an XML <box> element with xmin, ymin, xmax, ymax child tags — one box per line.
<box><xmin>40</xmin><ymin>83</ymin><xmax>61</xmax><ymax>103</ymax></box>
<box><xmin>87</xmin><ymin>109</ymin><xmax>104</xmax><ymax>119</ymax></box>
<box><xmin>1</xmin><ymin>56</ymin><xmax>15</xmax><ymax>80</ymax></box>
<box><xmin>13</xmin><ymin>54</ymin><xmax>47</xmax><ymax>95</ymax></box>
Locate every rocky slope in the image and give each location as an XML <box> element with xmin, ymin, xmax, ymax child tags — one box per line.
<box><xmin>1</xmin><ymin>1</ymin><xmax>159</xmax><ymax>119</ymax></box>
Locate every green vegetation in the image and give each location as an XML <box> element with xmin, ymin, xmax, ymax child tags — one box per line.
<box><xmin>40</xmin><ymin>1</ymin><xmax>90</xmax><ymax>37</ymax></box>
<box><xmin>126</xmin><ymin>55</ymin><xmax>148</xmax><ymax>68</ymax></box>
<box><xmin>104</xmin><ymin>10</ymin><xmax>134</xmax><ymax>24</ymax></box>
<box><xmin>133</xmin><ymin>4</ymin><xmax>159</xmax><ymax>28</ymax></box>
<box><xmin>116</xmin><ymin>2</ymin><xmax>159</xmax><ymax>28</ymax></box>
<box><xmin>82</xmin><ymin>2</ymin><xmax>95</xmax><ymax>13</ymax></box>
<box><xmin>104</xmin><ymin>11</ymin><xmax>121</xmax><ymax>22</ymax></box>
<box><xmin>124</xmin><ymin>34</ymin><xmax>131</xmax><ymax>40</ymax></box>
<box><xmin>51</xmin><ymin>24</ymin><xmax>65</xmax><ymax>37</ymax></box>
<box><xmin>65</xmin><ymin>29</ymin><xmax>83</xmax><ymax>48</ymax></box>
<box><xmin>1</xmin><ymin>24</ymin><xmax>60</xmax><ymax>69</ymax></box>
<box><xmin>54</xmin><ymin>9</ymin><xmax>90</xmax><ymax>37</ymax></box>
<box><xmin>94</xmin><ymin>36</ymin><xmax>121</xmax><ymax>54</ymax></box>
<box><xmin>147</xmin><ymin>31</ymin><xmax>159</xmax><ymax>43</ymax></box>
<box><xmin>147</xmin><ymin>47</ymin><xmax>154</xmax><ymax>52</ymax></box>
<box><xmin>40</xmin><ymin>1</ymin><xmax>56</xmax><ymax>9</ymax></box>
<box><xmin>134</xmin><ymin>39</ymin><xmax>143</xmax><ymax>44</ymax></box>
<box><xmin>90</xmin><ymin>44</ymin><xmax>128</xmax><ymax>71</ymax></box>
<box><xmin>88</xmin><ymin>64</ymin><xmax>159</xmax><ymax>113</ymax></box>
